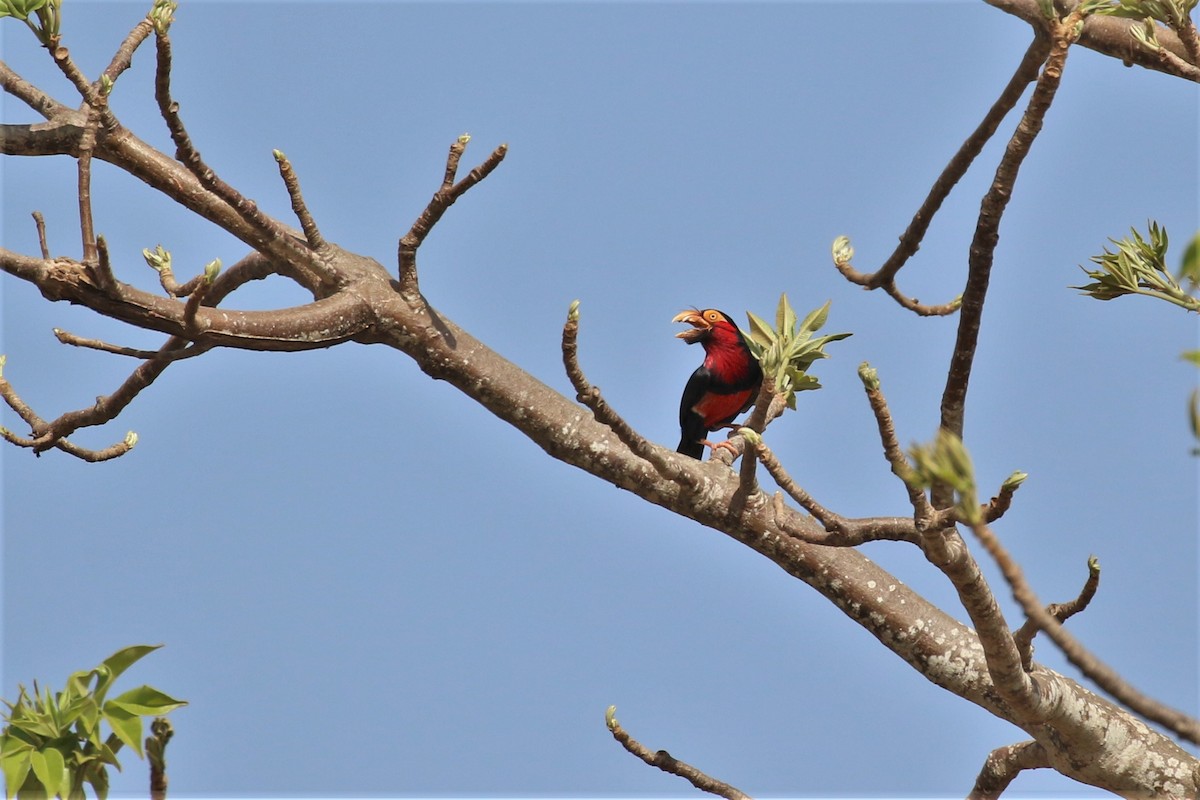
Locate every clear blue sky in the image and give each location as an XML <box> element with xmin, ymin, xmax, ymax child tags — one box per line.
<box><xmin>2</xmin><ymin>1</ymin><xmax>1197</xmax><ymax>797</ymax></box>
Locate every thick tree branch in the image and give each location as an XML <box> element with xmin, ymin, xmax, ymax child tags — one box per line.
<box><xmin>985</xmin><ymin>0</ymin><xmax>1200</xmax><ymax>82</ymax></box>
<box><xmin>0</xmin><ymin>248</ymin><xmax>373</xmax><ymax>351</ymax></box>
<box><xmin>605</xmin><ymin>707</ymin><xmax>751</xmax><ymax>800</ymax></box>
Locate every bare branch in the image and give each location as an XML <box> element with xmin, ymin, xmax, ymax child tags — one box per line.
<box><xmin>744</xmin><ymin>433</ymin><xmax>847</xmax><ymax>533</ymax></box>
<box><xmin>561</xmin><ymin>302</ymin><xmax>693</xmax><ymax>485</ymax></box>
<box><xmin>49</xmin><ymin>45</ymin><xmax>117</xmax><ymax>131</ymax></box>
<box><xmin>53</xmin><ymin>328</ymin><xmax>210</xmax><ymax>362</ymax></box>
<box><xmin>274</xmin><ymin>150</ymin><xmax>326</xmax><ymax>251</ymax></box>
<box><xmin>398</xmin><ymin>136</ymin><xmax>508</xmax><ymax>300</ymax></box>
<box><xmin>100</xmin><ymin>17</ymin><xmax>155</xmax><ymax>87</ymax></box>
<box><xmin>32</xmin><ymin>212</ymin><xmax>49</xmax><ymax>260</ymax></box>
<box><xmin>605</xmin><ymin>706</ymin><xmax>751</xmax><ymax>800</ymax></box>
<box><xmin>967</xmin><ymin>519</ymin><xmax>1200</xmax><ymax>742</ymax></box>
<box><xmin>0</xmin><ymin>58</ymin><xmax>66</xmax><ymax>120</ymax></box>
<box><xmin>1</xmin><ymin>248</ymin><xmax>372</xmax><ymax>352</ymax></box>
<box><xmin>940</xmin><ymin>13</ymin><xmax>1077</xmax><ymax>449</ymax></box>
<box><xmin>836</xmin><ymin>36</ymin><xmax>1050</xmax><ymax>298</ymax></box>
<box><xmin>1012</xmin><ymin>556</ymin><xmax>1100</xmax><ymax>671</ymax></box>
<box><xmin>858</xmin><ymin>364</ymin><xmax>935</xmax><ymax>522</ymax></box>
<box><xmin>151</xmin><ymin>29</ymin><xmax>322</xmax><ymax>281</ymax></box>
<box><xmin>968</xmin><ymin>740</ymin><xmax>1049</xmax><ymax>800</ymax></box>
<box><xmin>0</xmin><ymin>355</ymin><xmax>140</xmax><ymax>462</ymax></box>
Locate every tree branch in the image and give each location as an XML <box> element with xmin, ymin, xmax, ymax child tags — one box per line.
<box><xmin>605</xmin><ymin>706</ymin><xmax>751</xmax><ymax>800</ymax></box>
<box><xmin>966</xmin><ymin>519</ymin><xmax>1200</xmax><ymax>742</ymax></box>
<box><xmin>561</xmin><ymin>301</ymin><xmax>693</xmax><ymax>486</ymax></box>
<box><xmin>968</xmin><ymin>740</ymin><xmax>1049</xmax><ymax>800</ymax></box>
<box><xmin>835</xmin><ymin>35</ymin><xmax>1050</xmax><ymax>299</ymax></box>
<box><xmin>985</xmin><ymin>0</ymin><xmax>1200</xmax><ymax>82</ymax></box>
<box><xmin>398</xmin><ymin>135</ymin><xmax>508</xmax><ymax>301</ymax></box>
<box><xmin>1012</xmin><ymin>555</ymin><xmax>1099</xmax><ymax>671</ymax></box>
<box><xmin>939</xmin><ymin>11</ymin><xmax>1076</xmax><ymax>448</ymax></box>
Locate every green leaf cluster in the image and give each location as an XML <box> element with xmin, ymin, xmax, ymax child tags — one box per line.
<box><xmin>1</xmin><ymin>645</ymin><xmax>186</xmax><ymax>800</ymax></box>
<box><xmin>1094</xmin><ymin>0</ymin><xmax>1197</xmax><ymax>27</ymax></box>
<box><xmin>0</xmin><ymin>0</ymin><xmax>61</xmax><ymax>46</ymax></box>
<box><xmin>744</xmin><ymin>294</ymin><xmax>852</xmax><ymax>411</ymax></box>
<box><xmin>1074</xmin><ymin>222</ymin><xmax>1200</xmax><ymax>312</ymax></box>
<box><xmin>908</xmin><ymin>429</ymin><xmax>981</xmax><ymax>524</ymax></box>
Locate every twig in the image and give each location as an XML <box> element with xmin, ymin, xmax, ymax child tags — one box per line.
<box><xmin>1012</xmin><ymin>556</ymin><xmax>1099</xmax><ymax>671</ymax></box>
<box><xmin>152</xmin><ymin>30</ymin><xmax>316</xmax><ymax>273</ymax></box>
<box><xmin>32</xmin><ymin>212</ymin><xmax>49</xmax><ymax>260</ymax></box>
<box><xmin>967</xmin><ymin>740</ymin><xmax>1049</xmax><ymax>800</ymax></box>
<box><xmin>744</xmin><ymin>434</ymin><xmax>846</xmax><ymax>533</ymax></box>
<box><xmin>858</xmin><ymin>364</ymin><xmax>935</xmax><ymax>523</ymax></box>
<box><xmin>0</xmin><ymin>333</ymin><xmax>192</xmax><ymax>459</ymax></box>
<box><xmin>967</xmin><ymin>519</ymin><xmax>1200</xmax><ymax>743</ymax></box>
<box><xmin>939</xmin><ymin>16</ymin><xmax>1075</xmax><ymax>446</ymax></box>
<box><xmin>881</xmin><ymin>282</ymin><xmax>962</xmax><ymax>316</ymax></box>
<box><xmin>397</xmin><ymin>135</ymin><xmax>507</xmax><ymax>300</ymax></box>
<box><xmin>100</xmin><ymin>17</ymin><xmax>155</xmax><ymax>87</ymax></box>
<box><xmin>0</xmin><ymin>357</ymin><xmax>138</xmax><ymax>462</ymax></box>
<box><xmin>561</xmin><ymin>302</ymin><xmax>692</xmax><ymax>486</ymax></box>
<box><xmin>89</xmin><ymin>235</ymin><xmax>118</xmax><ymax>295</ymax></box>
<box><xmin>605</xmin><ymin>706</ymin><xmax>751</xmax><ymax>800</ymax></box>
<box><xmin>273</xmin><ymin>150</ymin><xmax>325</xmax><ymax>250</ymax></box>
<box><xmin>53</xmin><ymin>328</ymin><xmax>209</xmax><ymax>361</ymax></box>
<box><xmin>49</xmin><ymin>46</ymin><xmax>118</xmax><ymax>130</ymax></box>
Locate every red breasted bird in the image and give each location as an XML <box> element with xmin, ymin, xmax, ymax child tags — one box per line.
<box><xmin>673</xmin><ymin>309</ymin><xmax>764</xmax><ymax>459</ymax></box>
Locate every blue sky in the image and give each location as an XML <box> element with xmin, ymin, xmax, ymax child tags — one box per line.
<box><xmin>2</xmin><ymin>1</ymin><xmax>1197</xmax><ymax>797</ymax></box>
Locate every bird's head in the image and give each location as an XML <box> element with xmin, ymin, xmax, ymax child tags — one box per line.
<box><xmin>672</xmin><ymin>308</ymin><xmax>742</xmax><ymax>346</ymax></box>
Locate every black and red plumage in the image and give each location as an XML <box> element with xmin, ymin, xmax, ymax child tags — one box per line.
<box><xmin>673</xmin><ymin>308</ymin><xmax>764</xmax><ymax>459</ymax></box>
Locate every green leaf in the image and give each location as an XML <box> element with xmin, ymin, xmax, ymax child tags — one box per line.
<box><xmin>1</xmin><ymin>746</ymin><xmax>32</xmax><ymax>800</ymax></box>
<box><xmin>30</xmin><ymin>747</ymin><xmax>65</xmax><ymax>799</ymax></box>
<box><xmin>744</xmin><ymin>311</ymin><xmax>776</xmax><ymax>350</ymax></box>
<box><xmin>0</xmin><ymin>0</ymin><xmax>48</xmax><ymax>21</ymax></box>
<box><xmin>95</xmin><ymin>646</ymin><xmax>161</xmax><ymax>703</ymax></box>
<box><xmin>104</xmin><ymin>686</ymin><xmax>187</xmax><ymax>717</ymax></box>
<box><xmin>775</xmin><ymin>293</ymin><xmax>796</xmax><ymax>338</ymax></box>
<box><xmin>797</xmin><ymin>300</ymin><xmax>831</xmax><ymax>337</ymax></box>
<box><xmin>1179</xmin><ymin>231</ymin><xmax>1200</xmax><ymax>284</ymax></box>
<box><xmin>99</xmin><ymin>705</ymin><xmax>143</xmax><ymax>759</ymax></box>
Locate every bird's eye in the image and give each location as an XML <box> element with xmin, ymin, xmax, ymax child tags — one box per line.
<box><xmin>706</xmin><ymin>311</ymin><xmax>720</xmax><ymax>322</ymax></box>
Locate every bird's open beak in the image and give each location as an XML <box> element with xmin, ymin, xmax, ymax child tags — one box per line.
<box><xmin>672</xmin><ymin>310</ymin><xmax>711</xmax><ymax>344</ymax></box>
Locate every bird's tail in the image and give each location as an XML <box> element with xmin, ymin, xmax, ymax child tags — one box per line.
<box><xmin>677</xmin><ymin>437</ymin><xmax>705</xmax><ymax>459</ymax></box>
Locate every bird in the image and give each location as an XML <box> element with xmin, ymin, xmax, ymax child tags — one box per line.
<box><xmin>673</xmin><ymin>308</ymin><xmax>764</xmax><ymax>459</ymax></box>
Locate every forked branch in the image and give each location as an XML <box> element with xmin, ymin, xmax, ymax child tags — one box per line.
<box><xmin>967</xmin><ymin>519</ymin><xmax>1200</xmax><ymax>743</ymax></box>
<box><xmin>398</xmin><ymin>135</ymin><xmax>508</xmax><ymax>300</ymax></box>
<box><xmin>833</xmin><ymin>36</ymin><xmax>1050</xmax><ymax>312</ymax></box>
